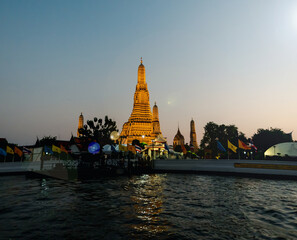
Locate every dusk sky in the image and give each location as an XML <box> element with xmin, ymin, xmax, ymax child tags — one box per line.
<box><xmin>1</xmin><ymin>0</ymin><xmax>297</xmax><ymax>145</ymax></box>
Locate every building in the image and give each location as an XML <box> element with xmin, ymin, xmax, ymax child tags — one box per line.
<box><xmin>77</xmin><ymin>113</ymin><xmax>84</xmax><ymax>137</ymax></box>
<box><xmin>120</xmin><ymin>59</ymin><xmax>162</xmax><ymax>145</ymax></box>
<box><xmin>173</xmin><ymin>127</ymin><xmax>185</xmax><ymax>149</ymax></box>
<box><xmin>190</xmin><ymin>118</ymin><xmax>199</xmax><ymax>152</ymax></box>
<box><xmin>264</xmin><ymin>142</ymin><xmax>297</xmax><ymax>158</ymax></box>
<box><xmin>152</xmin><ymin>102</ymin><xmax>162</xmax><ymax>138</ymax></box>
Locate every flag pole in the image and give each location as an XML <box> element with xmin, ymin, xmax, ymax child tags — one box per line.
<box><xmin>40</xmin><ymin>146</ymin><xmax>44</xmax><ymax>170</ymax></box>
<box><xmin>227</xmin><ymin>140</ymin><xmax>229</xmax><ymax>160</ymax></box>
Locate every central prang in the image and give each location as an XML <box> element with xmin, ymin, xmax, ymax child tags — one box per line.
<box><xmin>119</xmin><ymin>59</ymin><xmax>162</xmax><ymax>145</ymax></box>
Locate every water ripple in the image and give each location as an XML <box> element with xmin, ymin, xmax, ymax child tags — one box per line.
<box><xmin>1</xmin><ymin>174</ymin><xmax>297</xmax><ymax>239</ymax></box>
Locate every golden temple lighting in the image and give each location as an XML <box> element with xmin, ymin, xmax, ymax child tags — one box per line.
<box><xmin>120</xmin><ymin>59</ymin><xmax>162</xmax><ymax>144</ymax></box>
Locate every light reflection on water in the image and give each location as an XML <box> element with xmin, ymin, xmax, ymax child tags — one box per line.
<box><xmin>0</xmin><ymin>174</ymin><xmax>297</xmax><ymax>239</ymax></box>
<box><xmin>127</xmin><ymin>174</ymin><xmax>168</xmax><ymax>236</ymax></box>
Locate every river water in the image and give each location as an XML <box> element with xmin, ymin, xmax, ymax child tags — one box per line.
<box><xmin>1</xmin><ymin>174</ymin><xmax>297</xmax><ymax>240</ymax></box>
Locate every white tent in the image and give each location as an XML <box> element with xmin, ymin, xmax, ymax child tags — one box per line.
<box><xmin>70</xmin><ymin>144</ymin><xmax>80</xmax><ymax>155</ymax></box>
<box><xmin>264</xmin><ymin>142</ymin><xmax>297</xmax><ymax>157</ymax></box>
<box><xmin>102</xmin><ymin>144</ymin><xmax>119</xmax><ymax>154</ymax></box>
<box><xmin>32</xmin><ymin>147</ymin><xmax>43</xmax><ymax>161</ymax></box>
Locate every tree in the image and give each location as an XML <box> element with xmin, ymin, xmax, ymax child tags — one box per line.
<box><xmin>132</xmin><ymin>139</ymin><xmax>141</xmax><ymax>146</ymax></box>
<box><xmin>174</xmin><ymin>145</ymin><xmax>182</xmax><ymax>152</ymax></box>
<box><xmin>38</xmin><ymin>136</ymin><xmax>57</xmax><ymax>147</ymax></box>
<box><xmin>184</xmin><ymin>143</ymin><xmax>190</xmax><ymax>151</ymax></box>
<box><xmin>252</xmin><ymin>128</ymin><xmax>292</xmax><ymax>152</ymax></box>
<box><xmin>79</xmin><ymin>115</ymin><xmax>118</xmax><ymax>147</ymax></box>
<box><xmin>200</xmin><ymin>122</ymin><xmax>247</xmax><ymax>158</ymax></box>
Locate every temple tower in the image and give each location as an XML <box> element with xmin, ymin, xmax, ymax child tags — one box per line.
<box><xmin>77</xmin><ymin>113</ymin><xmax>84</xmax><ymax>137</ymax></box>
<box><xmin>190</xmin><ymin>118</ymin><xmax>199</xmax><ymax>152</ymax></box>
<box><xmin>120</xmin><ymin>58</ymin><xmax>156</xmax><ymax>144</ymax></box>
<box><xmin>152</xmin><ymin>102</ymin><xmax>162</xmax><ymax>138</ymax></box>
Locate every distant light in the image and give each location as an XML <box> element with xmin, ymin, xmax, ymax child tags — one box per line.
<box><xmin>167</xmin><ymin>97</ymin><xmax>176</xmax><ymax>106</ymax></box>
<box><xmin>142</xmin><ymin>135</ymin><xmax>145</xmax><ymax>138</ymax></box>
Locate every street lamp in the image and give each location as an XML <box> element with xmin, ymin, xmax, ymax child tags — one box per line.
<box><xmin>273</xmin><ymin>146</ymin><xmax>276</xmax><ymax>156</ymax></box>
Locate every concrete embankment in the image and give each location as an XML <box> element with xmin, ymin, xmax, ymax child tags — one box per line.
<box><xmin>153</xmin><ymin>159</ymin><xmax>297</xmax><ymax>179</ymax></box>
<box><xmin>2</xmin><ymin>159</ymin><xmax>297</xmax><ymax>180</ymax></box>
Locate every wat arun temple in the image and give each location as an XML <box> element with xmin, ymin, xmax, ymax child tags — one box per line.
<box><xmin>119</xmin><ymin>58</ymin><xmax>163</xmax><ymax>145</ymax></box>
<box><xmin>77</xmin><ymin>58</ymin><xmax>199</xmax><ymax>152</ymax></box>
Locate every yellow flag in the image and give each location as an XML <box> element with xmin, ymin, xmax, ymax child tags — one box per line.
<box><xmin>228</xmin><ymin>140</ymin><xmax>237</xmax><ymax>153</ymax></box>
<box><xmin>119</xmin><ymin>144</ymin><xmax>128</xmax><ymax>152</ymax></box>
<box><xmin>52</xmin><ymin>145</ymin><xmax>61</xmax><ymax>153</ymax></box>
<box><xmin>6</xmin><ymin>146</ymin><xmax>14</xmax><ymax>155</ymax></box>
<box><xmin>127</xmin><ymin>144</ymin><xmax>136</xmax><ymax>154</ymax></box>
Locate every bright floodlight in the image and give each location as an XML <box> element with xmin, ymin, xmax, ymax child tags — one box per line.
<box><xmin>110</xmin><ymin>131</ymin><xmax>120</xmax><ymax>140</ymax></box>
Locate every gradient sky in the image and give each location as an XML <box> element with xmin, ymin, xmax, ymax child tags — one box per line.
<box><xmin>1</xmin><ymin>0</ymin><xmax>297</xmax><ymax>145</ymax></box>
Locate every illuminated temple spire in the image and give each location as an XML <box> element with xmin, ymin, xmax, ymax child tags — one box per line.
<box><xmin>129</xmin><ymin>58</ymin><xmax>151</xmax><ymax>121</ymax></box>
<box><xmin>190</xmin><ymin>118</ymin><xmax>199</xmax><ymax>152</ymax></box>
<box><xmin>152</xmin><ymin>102</ymin><xmax>162</xmax><ymax>137</ymax></box>
<box><xmin>120</xmin><ymin>59</ymin><xmax>162</xmax><ymax>144</ymax></box>
<box><xmin>77</xmin><ymin>112</ymin><xmax>84</xmax><ymax>137</ymax></box>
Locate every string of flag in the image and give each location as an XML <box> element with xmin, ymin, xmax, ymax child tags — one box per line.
<box><xmin>216</xmin><ymin>139</ymin><xmax>258</xmax><ymax>153</ymax></box>
<box><xmin>0</xmin><ymin>138</ymin><xmax>258</xmax><ymax>160</ymax></box>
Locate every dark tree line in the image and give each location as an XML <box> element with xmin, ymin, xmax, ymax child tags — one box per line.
<box><xmin>252</xmin><ymin>128</ymin><xmax>292</xmax><ymax>152</ymax></box>
<box><xmin>199</xmin><ymin>122</ymin><xmax>293</xmax><ymax>159</ymax></box>
<box><xmin>199</xmin><ymin>122</ymin><xmax>247</xmax><ymax>158</ymax></box>
<box><xmin>79</xmin><ymin>115</ymin><xmax>118</xmax><ymax>147</ymax></box>
<box><xmin>34</xmin><ymin>118</ymin><xmax>293</xmax><ymax>160</ymax></box>
<box><xmin>35</xmin><ymin>136</ymin><xmax>57</xmax><ymax>147</ymax></box>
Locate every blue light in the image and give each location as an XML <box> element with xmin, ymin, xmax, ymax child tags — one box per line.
<box><xmin>88</xmin><ymin>142</ymin><xmax>100</xmax><ymax>154</ymax></box>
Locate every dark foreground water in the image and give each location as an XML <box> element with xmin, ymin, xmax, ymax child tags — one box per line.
<box><xmin>1</xmin><ymin>174</ymin><xmax>297</xmax><ymax>240</ymax></box>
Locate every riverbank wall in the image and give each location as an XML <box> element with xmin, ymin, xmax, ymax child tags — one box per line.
<box><xmin>153</xmin><ymin>159</ymin><xmax>297</xmax><ymax>179</ymax></box>
<box><xmin>1</xmin><ymin>159</ymin><xmax>297</xmax><ymax>180</ymax></box>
